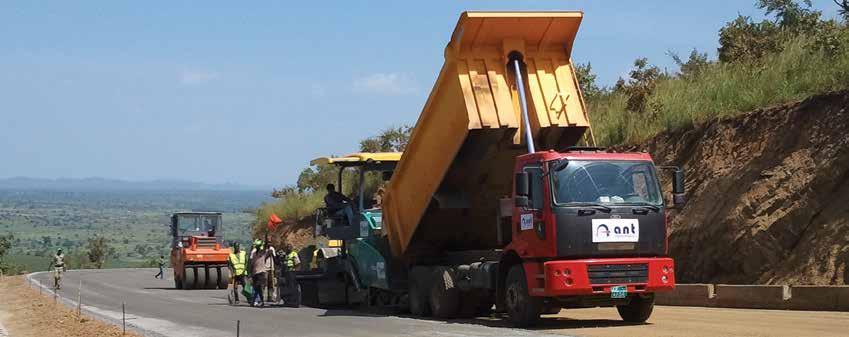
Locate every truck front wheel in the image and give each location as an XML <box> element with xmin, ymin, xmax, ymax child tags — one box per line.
<box><xmin>617</xmin><ymin>295</ymin><xmax>655</xmax><ymax>323</ymax></box>
<box><xmin>505</xmin><ymin>265</ymin><xmax>542</xmax><ymax>327</ymax></box>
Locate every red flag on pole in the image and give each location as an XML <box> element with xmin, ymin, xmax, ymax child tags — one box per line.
<box><xmin>267</xmin><ymin>213</ymin><xmax>283</xmax><ymax>231</ymax></box>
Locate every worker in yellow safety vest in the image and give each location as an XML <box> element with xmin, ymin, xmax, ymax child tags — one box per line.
<box><xmin>228</xmin><ymin>242</ymin><xmax>247</xmax><ymax>304</ymax></box>
<box><xmin>277</xmin><ymin>245</ymin><xmax>301</xmax><ymax>307</ymax></box>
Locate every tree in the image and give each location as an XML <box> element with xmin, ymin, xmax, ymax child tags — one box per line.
<box><xmin>718</xmin><ymin>15</ymin><xmax>782</xmax><ymax>62</ymax></box>
<box><xmin>87</xmin><ymin>236</ymin><xmax>109</xmax><ymax>269</ymax></box>
<box><xmin>574</xmin><ymin>62</ymin><xmax>604</xmax><ymax>99</ymax></box>
<box><xmin>834</xmin><ymin>0</ymin><xmax>849</xmax><ymax>22</ymax></box>
<box><xmin>670</xmin><ymin>49</ymin><xmax>711</xmax><ymax>79</ymax></box>
<box><xmin>614</xmin><ymin>58</ymin><xmax>665</xmax><ymax>114</ymax></box>
<box><xmin>757</xmin><ymin>0</ymin><xmax>820</xmax><ymax>31</ymax></box>
<box><xmin>0</xmin><ymin>234</ymin><xmax>12</xmax><ymax>263</ymax></box>
<box><xmin>359</xmin><ymin>125</ymin><xmax>413</xmax><ymax>152</ymax></box>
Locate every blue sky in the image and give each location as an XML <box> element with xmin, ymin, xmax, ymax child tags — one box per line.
<box><xmin>0</xmin><ymin>1</ymin><xmax>841</xmax><ymax>188</ymax></box>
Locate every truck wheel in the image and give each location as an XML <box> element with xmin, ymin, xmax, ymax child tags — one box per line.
<box><xmin>408</xmin><ymin>266</ymin><xmax>431</xmax><ymax>316</ymax></box>
<box><xmin>183</xmin><ymin>267</ymin><xmax>196</xmax><ymax>290</ymax></box>
<box><xmin>429</xmin><ymin>267</ymin><xmax>460</xmax><ymax>319</ymax></box>
<box><xmin>617</xmin><ymin>295</ymin><xmax>654</xmax><ymax>323</ymax></box>
<box><xmin>197</xmin><ymin>266</ymin><xmax>208</xmax><ymax>289</ymax></box>
<box><xmin>218</xmin><ymin>267</ymin><xmax>230</xmax><ymax>290</ymax></box>
<box><xmin>505</xmin><ymin>265</ymin><xmax>542</xmax><ymax>327</ymax></box>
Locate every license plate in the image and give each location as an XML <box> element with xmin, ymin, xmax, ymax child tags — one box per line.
<box><xmin>611</xmin><ymin>285</ymin><xmax>628</xmax><ymax>299</ymax></box>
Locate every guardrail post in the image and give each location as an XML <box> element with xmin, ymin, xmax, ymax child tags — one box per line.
<box><xmin>236</xmin><ymin>320</ymin><xmax>240</xmax><ymax>337</ymax></box>
<box><xmin>122</xmin><ymin>302</ymin><xmax>126</xmax><ymax>335</ymax></box>
<box><xmin>77</xmin><ymin>280</ymin><xmax>82</xmax><ymax>317</ymax></box>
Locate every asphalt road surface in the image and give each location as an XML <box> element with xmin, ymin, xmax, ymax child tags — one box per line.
<box><xmin>29</xmin><ymin>269</ymin><xmax>849</xmax><ymax>337</ymax></box>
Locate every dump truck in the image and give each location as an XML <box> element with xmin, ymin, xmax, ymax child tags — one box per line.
<box><xmin>169</xmin><ymin>212</ymin><xmax>231</xmax><ymax>290</ymax></box>
<box><xmin>312</xmin><ymin>11</ymin><xmax>685</xmax><ymax>327</ymax></box>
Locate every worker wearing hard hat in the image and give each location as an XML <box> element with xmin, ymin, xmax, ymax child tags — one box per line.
<box><xmin>228</xmin><ymin>242</ymin><xmax>247</xmax><ymax>304</ymax></box>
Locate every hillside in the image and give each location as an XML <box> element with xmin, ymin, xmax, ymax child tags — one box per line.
<box><xmin>633</xmin><ymin>90</ymin><xmax>849</xmax><ymax>285</ymax></box>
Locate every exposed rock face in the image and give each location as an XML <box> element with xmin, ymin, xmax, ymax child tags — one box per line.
<box><xmin>637</xmin><ymin>90</ymin><xmax>849</xmax><ymax>285</ymax></box>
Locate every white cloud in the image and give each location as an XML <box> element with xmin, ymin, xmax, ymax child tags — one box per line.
<box><xmin>179</xmin><ymin>70</ymin><xmax>219</xmax><ymax>85</ymax></box>
<box><xmin>352</xmin><ymin>72</ymin><xmax>417</xmax><ymax>95</ymax></box>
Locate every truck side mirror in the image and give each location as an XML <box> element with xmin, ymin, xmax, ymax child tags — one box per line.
<box><xmin>515</xmin><ymin>172</ymin><xmax>529</xmax><ymax>196</ymax></box>
<box><xmin>515</xmin><ymin>196</ymin><xmax>529</xmax><ymax>208</ymax></box>
<box><xmin>671</xmin><ymin>168</ymin><xmax>686</xmax><ymax>208</ymax></box>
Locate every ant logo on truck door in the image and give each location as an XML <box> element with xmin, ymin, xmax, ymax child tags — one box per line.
<box><xmin>520</xmin><ymin>213</ymin><xmax>534</xmax><ymax>230</ymax></box>
<box><xmin>591</xmin><ymin>219</ymin><xmax>639</xmax><ymax>243</ymax></box>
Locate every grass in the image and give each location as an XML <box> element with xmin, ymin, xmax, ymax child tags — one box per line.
<box><xmin>253</xmin><ymin>191</ymin><xmax>324</xmax><ymax>237</ymax></box>
<box><xmin>590</xmin><ymin>36</ymin><xmax>849</xmax><ymax>146</ymax></box>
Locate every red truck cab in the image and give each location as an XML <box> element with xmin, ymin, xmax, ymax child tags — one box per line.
<box><xmin>499</xmin><ymin>148</ymin><xmax>684</xmax><ymax>326</ymax></box>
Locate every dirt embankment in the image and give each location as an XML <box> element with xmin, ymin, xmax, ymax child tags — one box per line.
<box><xmin>0</xmin><ymin>276</ymin><xmax>141</xmax><ymax>337</ymax></box>
<box><xmin>634</xmin><ymin>90</ymin><xmax>849</xmax><ymax>285</ymax></box>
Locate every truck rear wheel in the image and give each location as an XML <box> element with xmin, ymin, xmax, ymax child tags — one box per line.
<box><xmin>408</xmin><ymin>266</ymin><xmax>431</xmax><ymax>316</ymax></box>
<box><xmin>429</xmin><ymin>267</ymin><xmax>460</xmax><ymax>318</ymax></box>
<box><xmin>183</xmin><ymin>267</ymin><xmax>196</xmax><ymax>290</ymax></box>
<box><xmin>617</xmin><ymin>295</ymin><xmax>654</xmax><ymax>323</ymax></box>
<box><xmin>505</xmin><ymin>265</ymin><xmax>542</xmax><ymax>327</ymax></box>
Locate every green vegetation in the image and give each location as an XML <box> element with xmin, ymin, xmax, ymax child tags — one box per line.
<box><xmin>585</xmin><ymin>0</ymin><xmax>849</xmax><ymax>146</ymax></box>
<box><xmin>0</xmin><ymin>190</ymin><xmax>266</xmax><ymax>273</ymax></box>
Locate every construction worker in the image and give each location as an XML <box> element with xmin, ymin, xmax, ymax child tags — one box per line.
<box><xmin>154</xmin><ymin>255</ymin><xmax>166</xmax><ymax>279</ymax></box>
<box><xmin>249</xmin><ymin>239</ymin><xmax>274</xmax><ymax>307</ymax></box>
<box><xmin>50</xmin><ymin>248</ymin><xmax>65</xmax><ymax>290</ymax></box>
<box><xmin>228</xmin><ymin>243</ymin><xmax>247</xmax><ymax>304</ymax></box>
<box><xmin>278</xmin><ymin>244</ymin><xmax>301</xmax><ymax>307</ymax></box>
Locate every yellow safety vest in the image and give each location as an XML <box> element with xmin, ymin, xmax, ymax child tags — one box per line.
<box><xmin>285</xmin><ymin>251</ymin><xmax>299</xmax><ymax>269</ymax></box>
<box><xmin>229</xmin><ymin>251</ymin><xmax>247</xmax><ymax>276</ymax></box>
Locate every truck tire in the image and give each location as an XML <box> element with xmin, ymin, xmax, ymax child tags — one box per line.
<box><xmin>408</xmin><ymin>266</ymin><xmax>432</xmax><ymax>316</ymax></box>
<box><xmin>183</xmin><ymin>267</ymin><xmax>196</xmax><ymax>290</ymax></box>
<box><xmin>218</xmin><ymin>267</ymin><xmax>230</xmax><ymax>290</ymax></box>
<box><xmin>505</xmin><ymin>265</ymin><xmax>542</xmax><ymax>327</ymax></box>
<box><xmin>617</xmin><ymin>295</ymin><xmax>654</xmax><ymax>323</ymax></box>
<box><xmin>197</xmin><ymin>266</ymin><xmax>208</xmax><ymax>289</ymax></box>
<box><xmin>429</xmin><ymin>267</ymin><xmax>460</xmax><ymax>319</ymax></box>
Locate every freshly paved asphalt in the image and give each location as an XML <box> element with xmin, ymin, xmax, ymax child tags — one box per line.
<box><xmin>30</xmin><ymin>268</ymin><xmax>568</xmax><ymax>337</ymax></box>
<box><xmin>29</xmin><ymin>268</ymin><xmax>849</xmax><ymax>337</ymax></box>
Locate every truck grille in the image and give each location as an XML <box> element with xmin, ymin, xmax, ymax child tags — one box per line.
<box><xmin>587</xmin><ymin>264</ymin><xmax>648</xmax><ymax>284</ymax></box>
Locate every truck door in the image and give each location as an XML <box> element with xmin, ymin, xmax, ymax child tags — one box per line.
<box><xmin>515</xmin><ymin>165</ymin><xmax>552</xmax><ymax>257</ymax></box>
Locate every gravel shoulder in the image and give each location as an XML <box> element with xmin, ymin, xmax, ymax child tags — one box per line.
<box><xmin>0</xmin><ymin>275</ymin><xmax>141</xmax><ymax>337</ymax></box>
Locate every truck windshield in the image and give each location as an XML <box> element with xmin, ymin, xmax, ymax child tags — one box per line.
<box><xmin>176</xmin><ymin>215</ymin><xmax>220</xmax><ymax>235</ymax></box>
<box><xmin>552</xmin><ymin>160</ymin><xmax>662</xmax><ymax>206</ymax></box>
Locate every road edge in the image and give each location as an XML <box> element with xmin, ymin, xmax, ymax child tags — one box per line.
<box><xmin>26</xmin><ymin>271</ymin><xmax>167</xmax><ymax>337</ymax></box>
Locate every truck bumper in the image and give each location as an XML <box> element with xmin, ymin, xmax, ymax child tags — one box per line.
<box><xmin>526</xmin><ymin>257</ymin><xmax>675</xmax><ymax>297</ymax></box>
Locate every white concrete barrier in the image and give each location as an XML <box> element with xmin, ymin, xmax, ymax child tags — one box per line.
<box><xmin>655</xmin><ymin>284</ymin><xmax>715</xmax><ymax>306</ymax></box>
<box><xmin>658</xmin><ymin>283</ymin><xmax>849</xmax><ymax>311</ymax></box>
<box><xmin>787</xmin><ymin>285</ymin><xmax>849</xmax><ymax>311</ymax></box>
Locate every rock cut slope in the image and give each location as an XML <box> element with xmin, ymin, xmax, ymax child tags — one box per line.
<box><xmin>635</xmin><ymin>90</ymin><xmax>849</xmax><ymax>285</ymax></box>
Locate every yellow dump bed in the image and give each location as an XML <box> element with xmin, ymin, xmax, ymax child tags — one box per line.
<box><xmin>383</xmin><ymin>11</ymin><xmax>593</xmax><ymax>258</ymax></box>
